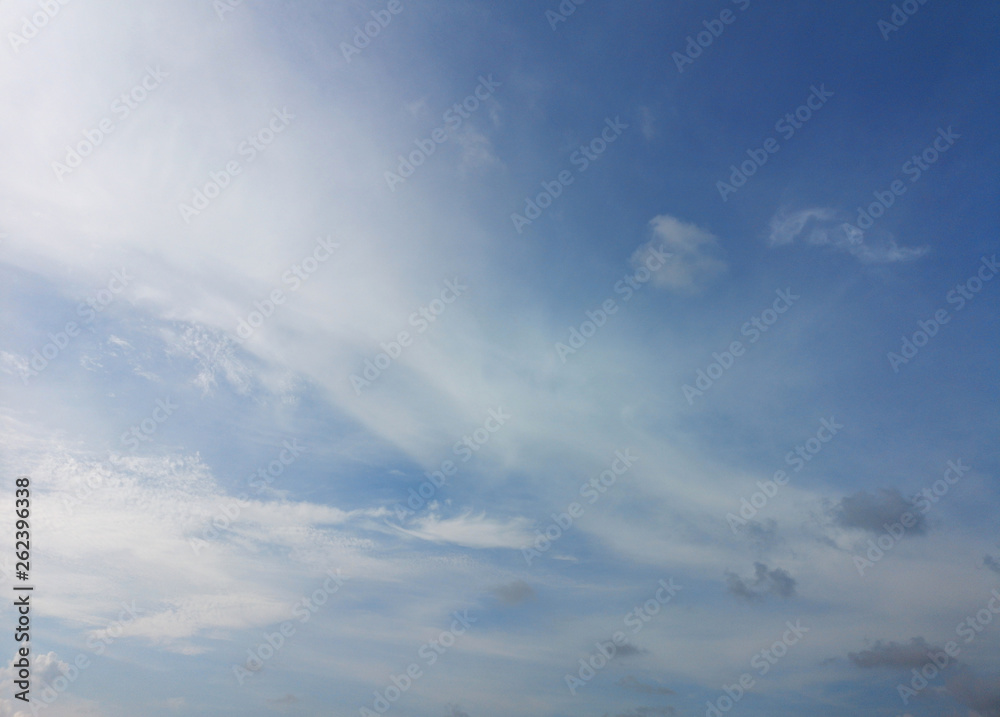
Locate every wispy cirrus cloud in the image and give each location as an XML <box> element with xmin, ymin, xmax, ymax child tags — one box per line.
<box><xmin>848</xmin><ymin>637</ymin><xmax>938</xmax><ymax>668</ymax></box>
<box><xmin>618</xmin><ymin>675</ymin><xmax>675</xmax><ymax>695</ymax></box>
<box><xmin>390</xmin><ymin>510</ymin><xmax>534</xmax><ymax>549</ymax></box>
<box><xmin>767</xmin><ymin>207</ymin><xmax>837</xmax><ymax>246</ymax></box>
<box><xmin>766</xmin><ymin>207</ymin><xmax>928</xmax><ymax>263</ymax></box>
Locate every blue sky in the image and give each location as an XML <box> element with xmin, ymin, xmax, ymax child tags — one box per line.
<box><xmin>1</xmin><ymin>1</ymin><xmax>998</xmax><ymax>716</ymax></box>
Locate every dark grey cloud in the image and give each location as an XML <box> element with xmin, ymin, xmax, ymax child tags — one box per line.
<box><xmin>849</xmin><ymin>641</ymin><xmax>1000</xmax><ymax>716</ymax></box>
<box><xmin>618</xmin><ymin>675</ymin><xmax>675</xmax><ymax>695</ymax></box>
<box><xmin>848</xmin><ymin>637</ymin><xmax>938</xmax><ymax>668</ymax></box>
<box><xmin>744</xmin><ymin>519</ymin><xmax>780</xmax><ymax>552</ymax></box>
<box><xmin>265</xmin><ymin>693</ymin><xmax>299</xmax><ymax>711</ymax></box>
<box><xmin>616</xmin><ymin>643</ymin><xmax>648</xmax><ymax>657</ymax></box>
<box><xmin>945</xmin><ymin>665</ymin><xmax>1000</xmax><ymax>717</ymax></box>
<box><xmin>835</xmin><ymin>488</ymin><xmax>927</xmax><ymax>534</ymax></box>
<box><xmin>267</xmin><ymin>694</ymin><xmax>298</xmax><ymax>704</ymax></box>
<box><xmin>491</xmin><ymin>579</ymin><xmax>535</xmax><ymax>605</ymax></box>
<box><xmin>444</xmin><ymin>706</ymin><xmax>470</xmax><ymax>717</ymax></box>
<box><xmin>725</xmin><ymin>562</ymin><xmax>796</xmax><ymax>600</ymax></box>
<box><xmin>984</xmin><ymin>554</ymin><xmax>1000</xmax><ymax>575</ymax></box>
<box><xmin>608</xmin><ymin>708</ymin><xmax>676</xmax><ymax>717</ymax></box>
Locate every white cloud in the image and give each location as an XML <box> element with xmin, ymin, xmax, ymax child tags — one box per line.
<box><xmin>166</xmin><ymin>326</ymin><xmax>253</xmax><ymax>396</ymax></box>
<box><xmin>0</xmin><ymin>351</ymin><xmax>28</xmax><ymax>378</ymax></box>
<box><xmin>633</xmin><ymin>215</ymin><xmax>727</xmax><ymax>294</ymax></box>
<box><xmin>0</xmin><ymin>1</ymin><xmax>984</xmax><ymax>712</ymax></box>
<box><xmin>850</xmin><ymin>237</ymin><xmax>930</xmax><ymax>263</ymax></box>
<box><xmin>766</xmin><ymin>207</ymin><xmax>928</xmax><ymax>263</ymax></box>
<box><xmin>392</xmin><ymin>510</ymin><xmax>534</xmax><ymax>549</ymax></box>
<box><xmin>768</xmin><ymin>208</ymin><xmax>836</xmax><ymax>246</ymax></box>
<box><xmin>0</xmin><ymin>652</ymin><xmax>103</xmax><ymax>717</ymax></box>
<box><xmin>638</xmin><ymin>106</ymin><xmax>655</xmax><ymax>140</ymax></box>
<box><xmin>0</xmin><ymin>419</ymin><xmax>411</xmax><ymax>655</ymax></box>
<box><xmin>456</xmin><ymin>127</ymin><xmax>502</xmax><ymax>173</ymax></box>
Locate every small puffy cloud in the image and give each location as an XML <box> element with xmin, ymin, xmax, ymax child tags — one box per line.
<box><xmin>444</xmin><ymin>706</ymin><xmax>470</xmax><ymax>717</ymax></box>
<box><xmin>985</xmin><ymin>554</ymin><xmax>1000</xmax><ymax>575</ymax></box>
<box><xmin>848</xmin><ymin>637</ymin><xmax>938</xmax><ymax>668</ymax></box>
<box><xmin>0</xmin><ymin>652</ymin><xmax>87</xmax><ymax>717</ymax></box>
<box><xmin>0</xmin><ymin>652</ymin><xmax>68</xmax><ymax>693</ymax></box>
<box><xmin>834</xmin><ymin>488</ymin><xmax>927</xmax><ymax>535</ymax></box>
<box><xmin>632</xmin><ymin>215</ymin><xmax>726</xmax><ymax>294</ymax></box>
<box><xmin>618</xmin><ymin>675</ymin><xmax>675</xmax><ymax>695</ymax></box>
<box><xmin>491</xmin><ymin>579</ymin><xmax>535</xmax><ymax>605</ymax></box>
<box><xmin>725</xmin><ymin>562</ymin><xmax>796</xmax><ymax>600</ymax></box>
<box><xmin>30</xmin><ymin>652</ymin><xmax>69</xmax><ymax>688</ymax></box>
<box><xmin>616</xmin><ymin>643</ymin><xmax>648</xmax><ymax>657</ymax></box>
